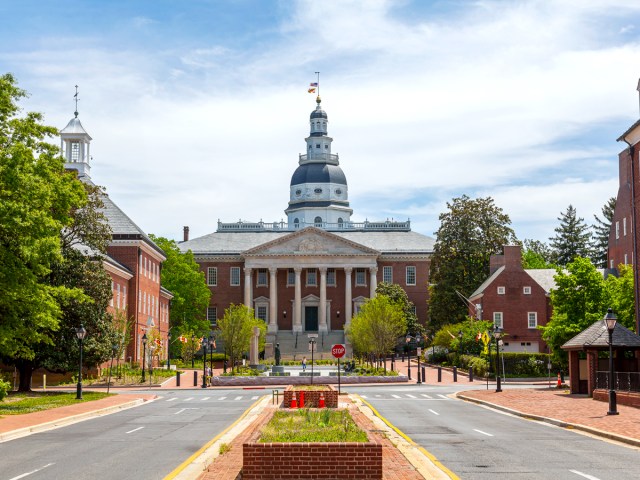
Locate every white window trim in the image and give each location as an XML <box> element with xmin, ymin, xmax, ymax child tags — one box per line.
<box><xmin>497</xmin><ymin>286</ymin><xmax>505</xmax><ymax>295</ymax></box>
<box><xmin>327</xmin><ymin>268</ymin><xmax>336</xmax><ymax>286</ymax></box>
<box><xmin>230</xmin><ymin>267</ymin><xmax>241</xmax><ymax>286</ymax></box>
<box><xmin>616</xmin><ymin>221</ymin><xmax>620</xmax><ymax>240</ymax></box>
<box><xmin>383</xmin><ymin>266</ymin><xmax>393</xmax><ymax>284</ymax></box>
<box><xmin>207</xmin><ymin>307</ymin><xmax>217</xmax><ymax>327</ymax></box>
<box><xmin>624</xmin><ymin>217</ymin><xmax>627</xmax><ymax>236</ymax></box>
<box><xmin>306</xmin><ymin>268</ymin><xmax>318</xmax><ymax>287</ymax></box>
<box><xmin>493</xmin><ymin>312</ymin><xmax>503</xmax><ymax>328</ymax></box>
<box><xmin>355</xmin><ymin>268</ymin><xmax>367</xmax><ymax>287</ymax></box>
<box><xmin>528</xmin><ymin>312</ymin><xmax>538</xmax><ymax>329</ymax></box>
<box><xmin>256</xmin><ymin>268</ymin><xmax>268</xmax><ymax>287</ymax></box>
<box><xmin>523</xmin><ymin>286</ymin><xmax>531</xmax><ymax>295</ymax></box>
<box><xmin>207</xmin><ymin>267</ymin><xmax>217</xmax><ymax>286</ymax></box>
<box><xmin>287</xmin><ymin>268</ymin><xmax>295</xmax><ymax>286</ymax></box>
<box><xmin>405</xmin><ymin>266</ymin><xmax>416</xmax><ymax>286</ymax></box>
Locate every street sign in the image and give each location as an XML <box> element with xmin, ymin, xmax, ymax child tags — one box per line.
<box><xmin>417</xmin><ymin>347</ymin><xmax>422</xmax><ymax>356</ymax></box>
<box><xmin>307</xmin><ymin>333</ymin><xmax>319</xmax><ymax>338</ymax></box>
<box><xmin>332</xmin><ymin>344</ymin><xmax>346</xmax><ymax>358</ymax></box>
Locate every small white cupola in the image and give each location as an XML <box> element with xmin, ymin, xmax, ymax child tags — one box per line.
<box><xmin>60</xmin><ymin>85</ymin><xmax>92</xmax><ymax>178</ymax></box>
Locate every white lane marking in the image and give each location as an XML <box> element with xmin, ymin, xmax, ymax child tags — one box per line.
<box><xmin>126</xmin><ymin>427</ymin><xmax>144</xmax><ymax>434</ymax></box>
<box><xmin>421</xmin><ymin>394</ymin><xmax>433</xmax><ymax>399</ymax></box>
<box><xmin>201</xmin><ymin>397</ymin><xmax>210</xmax><ymax>401</ymax></box>
<box><xmin>392</xmin><ymin>394</ymin><xmax>401</xmax><ymax>399</ymax></box>
<box><xmin>570</xmin><ymin>470</ymin><xmax>601</xmax><ymax>480</ymax></box>
<box><xmin>473</xmin><ymin>429</ymin><xmax>493</xmax><ymax>437</ymax></box>
<box><xmin>218</xmin><ymin>397</ymin><xmax>227</xmax><ymax>400</ymax></box>
<box><xmin>174</xmin><ymin>408</ymin><xmax>186</xmax><ymax>415</ymax></box>
<box><xmin>428</xmin><ymin>409</ymin><xmax>440</xmax><ymax>416</ymax></box>
<box><xmin>375</xmin><ymin>394</ymin><xmax>381</xmax><ymax>397</ymax></box>
<box><xmin>184</xmin><ymin>397</ymin><xmax>193</xmax><ymax>401</ymax></box>
<box><xmin>9</xmin><ymin>463</ymin><xmax>55</xmax><ymax>480</ymax></box>
<box><xmin>406</xmin><ymin>394</ymin><xmax>417</xmax><ymax>398</ymax></box>
<box><xmin>251</xmin><ymin>396</ymin><xmax>259</xmax><ymax>400</ymax></box>
<box><xmin>234</xmin><ymin>396</ymin><xmax>243</xmax><ymax>400</ymax></box>
<box><xmin>166</xmin><ymin>397</ymin><xmax>178</xmax><ymax>402</ymax></box>
<box><xmin>360</xmin><ymin>395</ymin><xmax>368</xmax><ymax>398</ymax></box>
<box><xmin>437</xmin><ymin>394</ymin><xmax>448</xmax><ymax>399</ymax></box>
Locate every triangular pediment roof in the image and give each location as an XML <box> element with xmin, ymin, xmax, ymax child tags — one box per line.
<box><xmin>562</xmin><ymin>320</ymin><xmax>640</xmax><ymax>350</ymax></box>
<box><xmin>242</xmin><ymin>227</ymin><xmax>379</xmax><ymax>257</ymax></box>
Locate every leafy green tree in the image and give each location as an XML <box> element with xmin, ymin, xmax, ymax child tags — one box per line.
<box><xmin>216</xmin><ymin>304</ymin><xmax>265</xmax><ymax>373</ymax></box>
<box><xmin>522</xmin><ymin>239</ymin><xmax>555</xmax><ymax>269</ymax></box>
<box><xmin>375</xmin><ymin>283</ymin><xmax>422</xmax><ymax>337</ymax></box>
<box><xmin>592</xmin><ymin>197</ymin><xmax>616</xmax><ymax>268</ymax></box>
<box><xmin>432</xmin><ymin>319</ymin><xmax>493</xmax><ymax>356</ymax></box>
<box><xmin>0</xmin><ymin>74</ymin><xmax>91</xmax><ymax>386</ymax></box>
<box><xmin>604</xmin><ymin>264</ymin><xmax>635</xmax><ymax>331</ymax></box>
<box><xmin>428</xmin><ymin>195</ymin><xmax>517</xmax><ymax>330</ymax></box>
<box><xmin>347</xmin><ymin>296</ymin><xmax>406</xmax><ymax>359</ymax></box>
<box><xmin>549</xmin><ymin>205</ymin><xmax>592</xmax><ymax>266</ymax></box>
<box><xmin>149</xmin><ymin>235</ymin><xmax>211</xmax><ymax>355</ymax></box>
<box><xmin>541</xmin><ymin>257</ymin><xmax>608</xmax><ymax>363</ymax></box>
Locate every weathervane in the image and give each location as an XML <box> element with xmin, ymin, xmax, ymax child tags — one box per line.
<box><xmin>74</xmin><ymin>85</ymin><xmax>79</xmax><ymax>118</ymax></box>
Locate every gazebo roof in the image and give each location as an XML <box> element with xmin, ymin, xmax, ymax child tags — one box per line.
<box><xmin>562</xmin><ymin>320</ymin><xmax>640</xmax><ymax>351</ymax></box>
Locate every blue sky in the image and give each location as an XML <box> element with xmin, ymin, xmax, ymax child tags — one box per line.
<box><xmin>3</xmin><ymin>0</ymin><xmax>640</xmax><ymax>242</ymax></box>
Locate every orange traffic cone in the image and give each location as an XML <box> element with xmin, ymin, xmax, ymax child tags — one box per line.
<box><xmin>556</xmin><ymin>372</ymin><xmax>562</xmax><ymax>388</ymax></box>
<box><xmin>290</xmin><ymin>392</ymin><xmax>298</xmax><ymax>408</ymax></box>
<box><xmin>318</xmin><ymin>392</ymin><xmax>325</xmax><ymax>408</ymax></box>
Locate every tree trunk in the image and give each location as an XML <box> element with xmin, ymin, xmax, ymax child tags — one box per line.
<box><xmin>17</xmin><ymin>362</ymin><xmax>35</xmax><ymax>392</ymax></box>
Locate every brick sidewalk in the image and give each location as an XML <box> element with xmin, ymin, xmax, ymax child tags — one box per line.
<box><xmin>199</xmin><ymin>398</ymin><xmax>424</xmax><ymax>480</ymax></box>
<box><xmin>0</xmin><ymin>392</ymin><xmax>156</xmax><ymax>436</ymax></box>
<box><xmin>458</xmin><ymin>387</ymin><xmax>640</xmax><ymax>442</ymax></box>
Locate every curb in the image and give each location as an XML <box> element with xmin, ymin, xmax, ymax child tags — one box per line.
<box><xmin>456</xmin><ymin>393</ymin><xmax>640</xmax><ymax>448</ymax></box>
<box><xmin>0</xmin><ymin>397</ymin><xmax>155</xmax><ymax>443</ymax></box>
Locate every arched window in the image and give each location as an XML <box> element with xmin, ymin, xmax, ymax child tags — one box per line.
<box><xmin>314</xmin><ymin>216</ymin><xmax>323</xmax><ymax>227</ymax></box>
<box><xmin>338</xmin><ymin>218</ymin><xmax>344</xmax><ymax>228</ymax></box>
<box><xmin>294</xmin><ymin>218</ymin><xmax>300</xmax><ymax>229</ymax></box>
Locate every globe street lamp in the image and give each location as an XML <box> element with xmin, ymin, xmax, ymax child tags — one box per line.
<box><xmin>75</xmin><ymin>325</ymin><xmax>87</xmax><ymax>400</ymax></box>
<box><xmin>141</xmin><ymin>333</ymin><xmax>147</xmax><ymax>383</ymax></box>
<box><xmin>493</xmin><ymin>327</ymin><xmax>503</xmax><ymax>393</ymax></box>
<box><xmin>405</xmin><ymin>336</ymin><xmax>412</xmax><ymax>381</ymax></box>
<box><xmin>202</xmin><ymin>338</ymin><xmax>208</xmax><ymax>388</ymax></box>
<box><xmin>605</xmin><ymin>308</ymin><xmax>619</xmax><ymax>415</ymax></box>
<box><xmin>166</xmin><ymin>332</ymin><xmax>172</xmax><ymax>369</ymax></box>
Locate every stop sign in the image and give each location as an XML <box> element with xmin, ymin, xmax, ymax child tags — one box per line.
<box><xmin>332</xmin><ymin>344</ymin><xmax>346</xmax><ymax>358</ymax></box>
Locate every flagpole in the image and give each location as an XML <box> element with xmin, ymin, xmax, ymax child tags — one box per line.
<box><xmin>315</xmin><ymin>71</ymin><xmax>320</xmax><ymax>97</ymax></box>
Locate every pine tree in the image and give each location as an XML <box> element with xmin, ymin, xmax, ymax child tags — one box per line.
<box><xmin>549</xmin><ymin>205</ymin><xmax>592</xmax><ymax>266</ymax></box>
<box><xmin>592</xmin><ymin>197</ymin><xmax>616</xmax><ymax>268</ymax></box>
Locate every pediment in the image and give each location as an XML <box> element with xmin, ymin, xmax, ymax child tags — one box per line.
<box><xmin>243</xmin><ymin>227</ymin><xmax>379</xmax><ymax>257</ymax></box>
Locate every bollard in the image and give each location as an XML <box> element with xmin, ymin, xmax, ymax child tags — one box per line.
<box><xmin>193</xmin><ymin>371</ymin><xmax>198</xmax><ymax>386</ymax></box>
<box><xmin>453</xmin><ymin>366</ymin><xmax>458</xmax><ymax>382</ymax></box>
<box><xmin>402</xmin><ymin>354</ymin><xmax>405</xmax><ymax>363</ymax></box>
<box><xmin>469</xmin><ymin>366</ymin><xmax>474</xmax><ymax>382</ymax></box>
<box><xmin>437</xmin><ymin>367</ymin><xmax>442</xmax><ymax>382</ymax></box>
<box><xmin>43</xmin><ymin>374</ymin><xmax>46</xmax><ymax>391</ymax></box>
<box><xmin>176</xmin><ymin>371</ymin><xmax>181</xmax><ymax>387</ymax></box>
<box><xmin>408</xmin><ymin>364</ymin><xmax>411</xmax><ymax>381</ymax></box>
<box><xmin>422</xmin><ymin>366</ymin><xmax>426</xmax><ymax>383</ymax></box>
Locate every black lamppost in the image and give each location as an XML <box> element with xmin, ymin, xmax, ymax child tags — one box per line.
<box><xmin>493</xmin><ymin>327</ymin><xmax>502</xmax><ymax>392</ymax></box>
<box><xmin>191</xmin><ymin>334</ymin><xmax>196</xmax><ymax>368</ymax></box>
<box><xmin>309</xmin><ymin>338</ymin><xmax>317</xmax><ymax>385</ymax></box>
<box><xmin>406</xmin><ymin>335</ymin><xmax>412</xmax><ymax>380</ymax></box>
<box><xmin>148</xmin><ymin>343</ymin><xmax>155</xmax><ymax>387</ymax></box>
<box><xmin>141</xmin><ymin>333</ymin><xmax>147</xmax><ymax>382</ymax></box>
<box><xmin>416</xmin><ymin>335</ymin><xmax>422</xmax><ymax>385</ymax></box>
<box><xmin>202</xmin><ymin>338</ymin><xmax>208</xmax><ymax>388</ymax></box>
<box><xmin>458</xmin><ymin>330</ymin><xmax>463</xmax><ymax>356</ymax></box>
<box><xmin>209</xmin><ymin>335</ymin><xmax>215</xmax><ymax>373</ymax></box>
<box><xmin>167</xmin><ymin>332</ymin><xmax>172</xmax><ymax>369</ymax></box>
<box><xmin>75</xmin><ymin>325</ymin><xmax>87</xmax><ymax>400</ymax></box>
<box><xmin>605</xmin><ymin>308</ymin><xmax>619</xmax><ymax>415</ymax></box>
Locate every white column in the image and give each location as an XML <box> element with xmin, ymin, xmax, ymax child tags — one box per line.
<box><xmin>268</xmin><ymin>267</ymin><xmax>278</xmax><ymax>333</ymax></box>
<box><xmin>293</xmin><ymin>267</ymin><xmax>302</xmax><ymax>332</ymax></box>
<box><xmin>319</xmin><ymin>267</ymin><xmax>328</xmax><ymax>332</ymax></box>
<box><xmin>369</xmin><ymin>266</ymin><xmax>378</xmax><ymax>299</ymax></box>
<box><xmin>344</xmin><ymin>267</ymin><xmax>353</xmax><ymax>326</ymax></box>
<box><xmin>244</xmin><ymin>267</ymin><xmax>253</xmax><ymax>309</ymax></box>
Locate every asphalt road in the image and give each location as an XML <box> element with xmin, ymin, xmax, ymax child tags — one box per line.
<box><xmin>0</xmin><ymin>389</ymin><xmax>263</xmax><ymax>480</ymax></box>
<box><xmin>344</xmin><ymin>384</ymin><xmax>640</xmax><ymax>480</ymax></box>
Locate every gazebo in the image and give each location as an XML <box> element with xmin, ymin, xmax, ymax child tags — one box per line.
<box><xmin>562</xmin><ymin>319</ymin><xmax>640</xmax><ymax>404</ymax></box>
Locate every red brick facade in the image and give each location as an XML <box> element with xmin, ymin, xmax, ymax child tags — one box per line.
<box><xmin>470</xmin><ymin>245</ymin><xmax>550</xmax><ymax>353</ymax></box>
<box><xmin>608</xmin><ymin>148</ymin><xmax>634</xmax><ymax>270</ymax></box>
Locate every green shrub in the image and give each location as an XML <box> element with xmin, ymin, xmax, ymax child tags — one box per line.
<box><xmin>0</xmin><ymin>378</ymin><xmax>11</xmax><ymax>401</ymax></box>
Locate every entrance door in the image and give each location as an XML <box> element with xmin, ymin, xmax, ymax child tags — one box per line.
<box><xmin>305</xmin><ymin>306</ymin><xmax>318</xmax><ymax>331</ymax></box>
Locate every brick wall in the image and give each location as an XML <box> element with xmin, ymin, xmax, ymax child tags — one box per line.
<box><xmin>593</xmin><ymin>389</ymin><xmax>640</xmax><ymax>409</ymax></box>
<box><xmin>608</xmin><ymin>149</ymin><xmax>633</xmax><ymax>270</ymax></box>
<box><xmin>242</xmin><ymin>442</ymin><xmax>382</xmax><ymax>480</ymax></box>
<box><xmin>283</xmin><ymin>385</ymin><xmax>338</xmax><ymax>408</ymax></box>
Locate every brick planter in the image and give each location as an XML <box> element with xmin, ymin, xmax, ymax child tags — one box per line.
<box><xmin>593</xmin><ymin>388</ymin><xmax>640</xmax><ymax>408</ymax></box>
<box><xmin>283</xmin><ymin>384</ymin><xmax>338</xmax><ymax>408</ymax></box>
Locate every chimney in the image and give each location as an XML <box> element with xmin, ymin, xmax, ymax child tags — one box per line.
<box><xmin>183</xmin><ymin>226</ymin><xmax>189</xmax><ymax>242</ymax></box>
<box><xmin>503</xmin><ymin>245</ymin><xmax>522</xmax><ymax>269</ymax></box>
<box><xmin>489</xmin><ymin>253</ymin><xmax>505</xmax><ymax>275</ymax></box>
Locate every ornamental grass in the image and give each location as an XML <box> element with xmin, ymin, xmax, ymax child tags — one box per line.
<box><xmin>259</xmin><ymin>409</ymin><xmax>368</xmax><ymax>443</ymax></box>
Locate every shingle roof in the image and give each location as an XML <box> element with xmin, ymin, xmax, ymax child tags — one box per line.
<box><xmin>562</xmin><ymin>320</ymin><xmax>640</xmax><ymax>350</ymax></box>
<box><xmin>469</xmin><ymin>266</ymin><xmax>505</xmax><ymax>299</ymax></box>
<box><xmin>524</xmin><ymin>269</ymin><xmax>558</xmax><ymax>293</ymax></box>
<box><xmin>179</xmin><ymin>229</ymin><xmax>434</xmax><ymax>255</ymax></box>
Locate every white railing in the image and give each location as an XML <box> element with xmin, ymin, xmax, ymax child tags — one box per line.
<box><xmin>216</xmin><ymin>219</ymin><xmax>411</xmax><ymax>232</ymax></box>
<box><xmin>298</xmin><ymin>153</ymin><xmax>339</xmax><ymax>163</ymax></box>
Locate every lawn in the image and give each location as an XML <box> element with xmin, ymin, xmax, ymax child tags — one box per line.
<box><xmin>259</xmin><ymin>409</ymin><xmax>368</xmax><ymax>443</ymax></box>
<box><xmin>0</xmin><ymin>391</ymin><xmax>112</xmax><ymax>415</ymax></box>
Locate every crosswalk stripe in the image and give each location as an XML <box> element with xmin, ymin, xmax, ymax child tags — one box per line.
<box><xmin>166</xmin><ymin>397</ymin><xmax>177</xmax><ymax>402</ymax></box>
<box><xmin>429</xmin><ymin>409</ymin><xmax>440</xmax><ymax>416</ymax></box>
<box><xmin>201</xmin><ymin>397</ymin><xmax>210</xmax><ymax>401</ymax></box>
<box><xmin>391</xmin><ymin>394</ymin><xmax>401</xmax><ymax>399</ymax></box>
<box><xmin>360</xmin><ymin>395</ymin><xmax>368</xmax><ymax>398</ymax></box>
<box><xmin>251</xmin><ymin>396</ymin><xmax>259</xmax><ymax>400</ymax></box>
<box><xmin>184</xmin><ymin>397</ymin><xmax>193</xmax><ymax>401</ymax></box>
<box><xmin>421</xmin><ymin>394</ymin><xmax>432</xmax><ymax>399</ymax></box>
<box><xmin>437</xmin><ymin>394</ymin><xmax>448</xmax><ymax>399</ymax></box>
<box><xmin>406</xmin><ymin>394</ymin><xmax>417</xmax><ymax>398</ymax></box>
<box><xmin>218</xmin><ymin>397</ymin><xmax>227</xmax><ymax>400</ymax></box>
<box><xmin>234</xmin><ymin>396</ymin><xmax>243</xmax><ymax>400</ymax></box>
